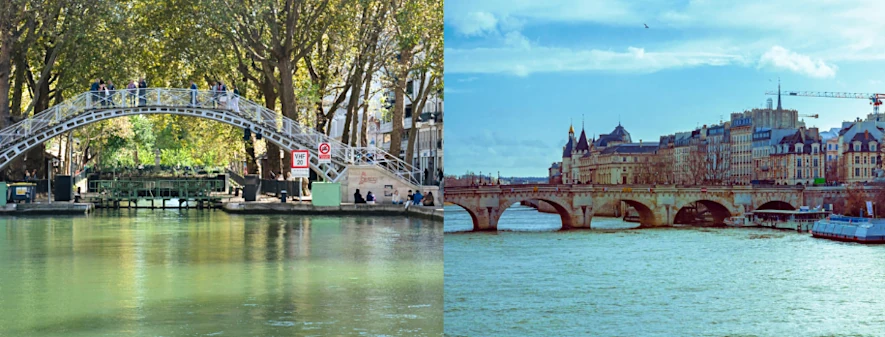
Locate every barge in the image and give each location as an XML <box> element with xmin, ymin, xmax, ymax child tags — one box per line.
<box><xmin>811</xmin><ymin>216</ymin><xmax>885</xmax><ymax>243</ymax></box>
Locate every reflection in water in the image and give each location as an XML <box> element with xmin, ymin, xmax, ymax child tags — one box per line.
<box><xmin>0</xmin><ymin>210</ymin><xmax>442</xmax><ymax>336</ymax></box>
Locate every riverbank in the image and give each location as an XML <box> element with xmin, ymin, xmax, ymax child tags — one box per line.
<box><xmin>222</xmin><ymin>201</ymin><xmax>443</xmax><ymax>220</ymax></box>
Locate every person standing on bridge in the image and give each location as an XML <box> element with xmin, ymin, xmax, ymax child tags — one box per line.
<box><xmin>107</xmin><ymin>81</ymin><xmax>116</xmax><ymax>107</ymax></box>
<box><xmin>99</xmin><ymin>80</ymin><xmax>108</xmax><ymax>107</ymax></box>
<box><xmin>90</xmin><ymin>79</ymin><xmax>100</xmax><ymax>107</ymax></box>
<box><xmin>138</xmin><ymin>78</ymin><xmax>147</xmax><ymax>106</ymax></box>
<box><xmin>190</xmin><ymin>81</ymin><xmax>198</xmax><ymax>107</ymax></box>
<box><xmin>217</xmin><ymin>81</ymin><xmax>228</xmax><ymax>108</ymax></box>
<box><xmin>209</xmin><ymin>81</ymin><xmax>218</xmax><ymax>108</ymax></box>
<box><xmin>230</xmin><ymin>84</ymin><xmax>240</xmax><ymax>112</ymax></box>
<box><xmin>127</xmin><ymin>80</ymin><xmax>137</xmax><ymax>107</ymax></box>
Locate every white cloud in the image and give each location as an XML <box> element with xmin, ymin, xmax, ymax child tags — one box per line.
<box><xmin>446</xmin><ymin>44</ymin><xmax>746</xmax><ymax>76</ymax></box>
<box><xmin>758</xmin><ymin>46</ymin><xmax>837</xmax><ymax>79</ymax></box>
<box><xmin>443</xmin><ymin>1</ymin><xmax>885</xmax><ymax>77</ymax></box>
<box><xmin>449</xmin><ymin>11</ymin><xmax>498</xmax><ymax>36</ymax></box>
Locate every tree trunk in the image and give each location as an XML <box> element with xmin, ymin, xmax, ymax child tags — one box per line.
<box><xmin>359</xmin><ymin>74</ymin><xmax>372</xmax><ymax>148</ymax></box>
<box><xmin>342</xmin><ymin>63</ymin><xmax>363</xmax><ymax>145</ymax></box>
<box><xmin>388</xmin><ymin>48</ymin><xmax>412</xmax><ymax>160</ymax></box>
<box><xmin>261</xmin><ymin>76</ymin><xmax>280</xmax><ymax>180</ymax></box>
<box><xmin>0</xmin><ymin>32</ymin><xmax>12</xmax><ymax>129</ymax></box>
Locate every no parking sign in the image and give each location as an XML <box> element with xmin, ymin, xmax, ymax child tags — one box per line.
<box><xmin>318</xmin><ymin>142</ymin><xmax>331</xmax><ymax>164</ymax></box>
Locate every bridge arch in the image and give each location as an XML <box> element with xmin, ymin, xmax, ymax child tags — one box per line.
<box><xmin>673</xmin><ymin>199</ymin><xmax>733</xmax><ymax>225</ymax></box>
<box><xmin>0</xmin><ymin>88</ymin><xmax>420</xmax><ymax>186</ymax></box>
<box><xmin>619</xmin><ymin>199</ymin><xmax>657</xmax><ymax>226</ymax></box>
<box><xmin>446</xmin><ymin>200</ymin><xmax>482</xmax><ymax>231</ymax></box>
<box><xmin>498</xmin><ymin>197</ymin><xmax>574</xmax><ymax>230</ymax></box>
<box><xmin>756</xmin><ymin>201</ymin><xmax>796</xmax><ymax>211</ymax></box>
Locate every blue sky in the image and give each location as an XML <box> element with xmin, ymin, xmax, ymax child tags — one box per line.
<box><xmin>444</xmin><ymin>0</ymin><xmax>885</xmax><ymax>177</ymax></box>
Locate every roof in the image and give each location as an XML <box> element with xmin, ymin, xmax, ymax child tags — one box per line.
<box><xmin>562</xmin><ymin>136</ymin><xmax>574</xmax><ymax>158</ymax></box>
<box><xmin>594</xmin><ymin>124</ymin><xmax>632</xmax><ymax>147</ymax></box>
<box><xmin>576</xmin><ymin>129</ymin><xmax>590</xmax><ymax>152</ymax></box>
<box><xmin>844</xmin><ymin>130</ymin><xmax>880</xmax><ymax>153</ymax></box>
<box><xmin>599</xmin><ymin>143</ymin><xmax>660</xmax><ymax>154</ymax></box>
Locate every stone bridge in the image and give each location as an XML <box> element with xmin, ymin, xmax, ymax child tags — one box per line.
<box><xmin>445</xmin><ymin>184</ymin><xmax>806</xmax><ymax>231</ymax></box>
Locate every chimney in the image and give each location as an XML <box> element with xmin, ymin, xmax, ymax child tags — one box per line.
<box><xmin>809</xmin><ymin>127</ymin><xmax>819</xmax><ymax>140</ymax></box>
<box><xmin>865</xmin><ymin>129</ymin><xmax>870</xmax><ymax>140</ymax></box>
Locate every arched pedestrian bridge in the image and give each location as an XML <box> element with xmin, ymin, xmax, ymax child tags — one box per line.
<box><xmin>445</xmin><ymin>184</ymin><xmax>807</xmax><ymax>231</ymax></box>
<box><xmin>0</xmin><ymin>88</ymin><xmax>424</xmax><ymax>189</ymax></box>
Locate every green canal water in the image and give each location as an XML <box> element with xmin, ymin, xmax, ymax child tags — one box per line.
<box><xmin>0</xmin><ymin>210</ymin><xmax>442</xmax><ymax>336</ymax></box>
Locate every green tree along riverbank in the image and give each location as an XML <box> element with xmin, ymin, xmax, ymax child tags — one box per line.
<box><xmin>0</xmin><ymin>0</ymin><xmax>442</xmax><ymax>178</ymax></box>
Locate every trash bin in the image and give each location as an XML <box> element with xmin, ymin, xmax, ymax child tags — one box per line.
<box><xmin>280</xmin><ymin>190</ymin><xmax>287</xmax><ymax>203</ymax></box>
<box><xmin>8</xmin><ymin>182</ymin><xmax>36</xmax><ymax>204</ymax></box>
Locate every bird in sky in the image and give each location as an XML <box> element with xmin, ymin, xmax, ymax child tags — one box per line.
<box><xmin>644</xmin><ymin>23</ymin><xmax>649</xmax><ymax>28</ymax></box>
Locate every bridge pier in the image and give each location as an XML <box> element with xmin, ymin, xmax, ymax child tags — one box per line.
<box><xmin>473</xmin><ymin>207</ymin><xmax>498</xmax><ymax>231</ymax></box>
<box><xmin>563</xmin><ymin>205</ymin><xmax>593</xmax><ymax>229</ymax></box>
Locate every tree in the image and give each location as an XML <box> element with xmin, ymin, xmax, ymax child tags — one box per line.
<box><xmin>385</xmin><ymin>0</ymin><xmax>442</xmax><ymax>162</ymax></box>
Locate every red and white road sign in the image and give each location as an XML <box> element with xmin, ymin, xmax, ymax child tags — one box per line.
<box><xmin>291</xmin><ymin>149</ymin><xmax>309</xmax><ymax>178</ymax></box>
<box><xmin>318</xmin><ymin>142</ymin><xmax>331</xmax><ymax>164</ymax></box>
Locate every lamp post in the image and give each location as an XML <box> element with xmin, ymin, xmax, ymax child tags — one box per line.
<box><xmin>48</xmin><ymin>158</ymin><xmax>58</xmax><ymax>204</ymax></box>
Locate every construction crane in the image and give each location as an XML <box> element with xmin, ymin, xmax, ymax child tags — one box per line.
<box><xmin>799</xmin><ymin>113</ymin><xmax>819</xmax><ymax>118</ymax></box>
<box><xmin>765</xmin><ymin>90</ymin><xmax>885</xmax><ymax>115</ymax></box>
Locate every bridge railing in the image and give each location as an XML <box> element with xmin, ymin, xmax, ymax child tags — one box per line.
<box><xmin>0</xmin><ymin>88</ymin><xmax>422</xmax><ymax>187</ymax></box>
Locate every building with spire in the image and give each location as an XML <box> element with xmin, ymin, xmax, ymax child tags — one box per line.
<box><xmin>560</xmin><ymin>122</ymin><xmax>659</xmax><ymax>184</ymax></box>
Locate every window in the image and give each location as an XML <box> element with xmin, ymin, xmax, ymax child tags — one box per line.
<box><xmin>856</xmin><ymin>156</ymin><xmax>860</xmax><ymax>164</ymax></box>
<box><xmin>622</xmin><ymin>157</ymin><xmax>626</xmax><ymax>162</ymax></box>
<box><xmin>405</xmin><ymin>104</ymin><xmax>413</xmax><ymax>118</ymax></box>
<box><xmin>797</xmin><ymin>158</ymin><xmax>802</xmax><ymax>167</ymax></box>
<box><xmin>855</xmin><ymin>144</ymin><xmax>861</xmax><ymax>151</ymax></box>
<box><xmin>797</xmin><ymin>170</ymin><xmax>802</xmax><ymax>179</ymax></box>
<box><xmin>856</xmin><ymin>168</ymin><xmax>860</xmax><ymax>177</ymax></box>
<box><xmin>873</xmin><ymin>144</ymin><xmax>877</xmax><ymax>152</ymax></box>
<box><xmin>813</xmin><ymin>158</ymin><xmax>819</xmax><ymax>167</ymax></box>
<box><xmin>865</xmin><ymin>156</ymin><xmax>868</xmax><ymax>164</ymax></box>
<box><xmin>828</xmin><ymin>144</ymin><xmax>832</xmax><ymax>150</ymax></box>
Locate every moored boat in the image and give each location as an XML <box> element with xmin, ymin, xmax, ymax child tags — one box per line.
<box><xmin>811</xmin><ymin>216</ymin><xmax>885</xmax><ymax>243</ymax></box>
<box><xmin>752</xmin><ymin>209</ymin><xmax>829</xmax><ymax>231</ymax></box>
<box><xmin>724</xmin><ymin>213</ymin><xmax>754</xmax><ymax>227</ymax></box>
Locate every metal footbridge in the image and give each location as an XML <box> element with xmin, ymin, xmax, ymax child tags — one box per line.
<box><xmin>0</xmin><ymin>88</ymin><xmax>421</xmax><ymax>186</ymax></box>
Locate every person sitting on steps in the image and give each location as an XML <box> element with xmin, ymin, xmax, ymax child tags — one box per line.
<box><xmin>354</xmin><ymin>189</ymin><xmax>366</xmax><ymax>204</ymax></box>
<box><xmin>366</xmin><ymin>191</ymin><xmax>376</xmax><ymax>205</ymax></box>
<box><xmin>422</xmin><ymin>191</ymin><xmax>434</xmax><ymax>206</ymax></box>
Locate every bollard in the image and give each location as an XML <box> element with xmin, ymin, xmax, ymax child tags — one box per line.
<box><xmin>280</xmin><ymin>190</ymin><xmax>287</xmax><ymax>203</ymax></box>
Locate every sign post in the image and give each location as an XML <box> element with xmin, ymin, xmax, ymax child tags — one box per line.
<box><xmin>318</xmin><ymin>142</ymin><xmax>331</xmax><ymax>164</ymax></box>
<box><xmin>292</xmin><ymin>150</ymin><xmax>309</xmax><ymax>202</ymax></box>
<box><xmin>291</xmin><ymin>150</ymin><xmax>309</xmax><ymax>178</ymax></box>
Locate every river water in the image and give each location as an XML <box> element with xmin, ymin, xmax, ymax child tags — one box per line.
<box><xmin>0</xmin><ymin>210</ymin><xmax>442</xmax><ymax>336</ymax></box>
<box><xmin>445</xmin><ymin>204</ymin><xmax>885</xmax><ymax>337</ymax></box>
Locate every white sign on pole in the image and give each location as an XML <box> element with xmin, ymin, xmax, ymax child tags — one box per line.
<box><xmin>867</xmin><ymin>201</ymin><xmax>874</xmax><ymax>217</ymax></box>
<box><xmin>318</xmin><ymin>142</ymin><xmax>332</xmax><ymax>164</ymax></box>
<box><xmin>291</xmin><ymin>149</ymin><xmax>309</xmax><ymax>178</ymax></box>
